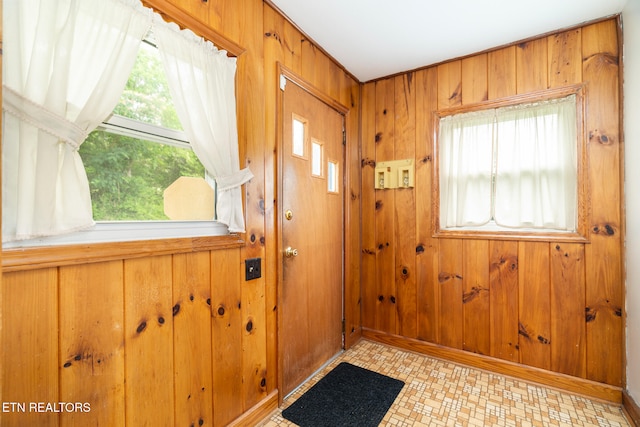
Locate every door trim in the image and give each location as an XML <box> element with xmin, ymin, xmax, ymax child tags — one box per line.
<box><xmin>276</xmin><ymin>64</ymin><xmax>350</xmax><ymax>405</ymax></box>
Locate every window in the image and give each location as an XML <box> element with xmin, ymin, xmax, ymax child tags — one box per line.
<box><xmin>292</xmin><ymin>115</ymin><xmax>307</xmax><ymax>158</ymax></box>
<box><xmin>327</xmin><ymin>160</ymin><xmax>339</xmax><ymax>194</ymax></box>
<box><xmin>434</xmin><ymin>87</ymin><xmax>587</xmax><ymax>241</ymax></box>
<box><xmin>311</xmin><ymin>140</ymin><xmax>323</xmax><ymax>177</ymax></box>
<box><xmin>79</xmin><ymin>39</ymin><xmax>208</xmax><ymax>222</ymax></box>
<box><xmin>2</xmin><ymin>0</ymin><xmax>249</xmax><ymax>246</ymax></box>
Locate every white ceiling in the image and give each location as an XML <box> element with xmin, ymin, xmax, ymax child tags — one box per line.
<box><xmin>269</xmin><ymin>0</ymin><xmax>628</xmax><ymax>82</ymax></box>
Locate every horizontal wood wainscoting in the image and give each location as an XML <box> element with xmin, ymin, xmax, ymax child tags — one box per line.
<box><xmin>1</xmin><ymin>238</ymin><xmax>277</xmax><ymax>427</ymax></box>
<box><xmin>360</xmin><ymin>17</ymin><xmax>624</xmax><ymax>394</ymax></box>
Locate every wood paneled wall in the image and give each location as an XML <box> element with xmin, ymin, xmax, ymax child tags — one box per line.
<box><xmin>361</xmin><ymin>19</ymin><xmax>624</xmax><ymax>388</ymax></box>
<box><xmin>0</xmin><ymin>0</ymin><xmax>361</xmax><ymax>426</ymax></box>
<box><xmin>2</xmin><ymin>243</ymin><xmax>254</xmax><ymax>427</ymax></box>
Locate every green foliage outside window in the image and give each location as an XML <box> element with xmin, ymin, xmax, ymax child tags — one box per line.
<box><xmin>79</xmin><ymin>42</ymin><xmax>205</xmax><ymax>221</ymax></box>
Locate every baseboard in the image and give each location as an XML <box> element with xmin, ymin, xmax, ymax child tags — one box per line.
<box><xmin>623</xmin><ymin>390</ymin><xmax>640</xmax><ymax>426</ymax></box>
<box><xmin>227</xmin><ymin>390</ymin><xmax>278</xmax><ymax>427</ymax></box>
<box><xmin>362</xmin><ymin>328</ymin><xmax>622</xmax><ymax>403</ymax></box>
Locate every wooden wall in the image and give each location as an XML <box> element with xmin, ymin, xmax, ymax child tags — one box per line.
<box><xmin>0</xmin><ymin>0</ymin><xmax>361</xmax><ymax>426</ymax></box>
<box><xmin>360</xmin><ymin>18</ymin><xmax>624</xmax><ymax>388</ymax></box>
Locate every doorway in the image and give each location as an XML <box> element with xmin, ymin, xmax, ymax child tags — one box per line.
<box><xmin>278</xmin><ymin>68</ymin><xmax>347</xmax><ymax>397</ymax></box>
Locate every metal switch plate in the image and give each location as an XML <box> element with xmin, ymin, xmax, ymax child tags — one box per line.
<box><xmin>245</xmin><ymin>258</ymin><xmax>262</xmax><ymax>281</ymax></box>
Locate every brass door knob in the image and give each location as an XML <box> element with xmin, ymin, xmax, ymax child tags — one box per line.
<box><xmin>284</xmin><ymin>247</ymin><xmax>298</xmax><ymax>258</ymax></box>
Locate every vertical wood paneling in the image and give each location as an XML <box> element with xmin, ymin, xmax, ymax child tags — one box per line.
<box><xmin>415</xmin><ymin>67</ymin><xmax>440</xmax><ymax>343</ymax></box>
<box><xmin>172</xmin><ymin>252</ymin><xmax>214</xmax><ymax>427</ymax></box>
<box><xmin>394</xmin><ymin>73</ymin><xmax>417</xmax><ymax>338</ymax></box>
<box><xmin>2</xmin><ymin>269</ymin><xmax>59</xmax><ymax>427</ymax></box>
<box><xmin>462</xmin><ymin>240</ymin><xmax>490</xmax><ymax>355</ymax></box>
<box><xmin>361</xmin><ymin>82</ymin><xmax>377</xmax><ymax>330</ymax></box>
<box><xmin>375</xmin><ymin>78</ymin><xmax>396</xmax><ymax>333</ymax></box>
<box><xmin>582</xmin><ymin>19</ymin><xmax>623</xmax><ymax>386</ymax></box>
<box><xmin>439</xmin><ymin>239</ymin><xmax>464</xmax><ymax>349</ymax></box>
<box><xmin>548</xmin><ymin>29</ymin><xmax>582</xmax><ymax>87</ymax></box>
<box><xmin>236</xmin><ymin>0</ymin><xmax>269</xmax><ymax>411</ymax></box>
<box><xmin>488</xmin><ymin>46</ymin><xmax>516</xmax><ymax>100</ymax></box>
<box><xmin>59</xmin><ymin>262</ymin><xmax>125</xmax><ymax>427</ymax></box>
<box><xmin>262</xmin><ymin>5</ymin><xmax>281</xmax><ymax>399</ymax></box>
<box><xmin>437</xmin><ymin>61</ymin><xmax>462</xmax><ymax>109</ymax></box>
<box><xmin>550</xmin><ymin>243</ymin><xmax>586</xmax><ymax>378</ymax></box>
<box><xmin>211</xmin><ymin>248</ymin><xmax>244</xmax><ymax>426</ymax></box>
<box><xmin>344</xmin><ymin>72</ymin><xmax>363</xmax><ymax>346</ymax></box>
<box><xmin>516</xmin><ymin>38</ymin><xmax>548</xmax><ymax>93</ymax></box>
<box><xmin>241</xmin><ymin>266</ymin><xmax>268</xmax><ymax>411</ymax></box>
<box><xmin>364</xmin><ymin>17</ymin><xmax>621</xmax><ymax>388</ymax></box>
<box><xmin>518</xmin><ymin>242</ymin><xmax>551</xmax><ymax>370</ymax></box>
<box><xmin>461</xmin><ymin>54</ymin><xmax>488</xmax><ymax>104</ymax></box>
<box><xmin>489</xmin><ymin>240</ymin><xmax>519</xmax><ymax>362</ymax></box>
<box><xmin>300</xmin><ymin>39</ymin><xmax>317</xmax><ymax>85</ymax></box>
<box><xmin>124</xmin><ymin>256</ymin><xmax>174</xmax><ymax>427</ymax></box>
<box><xmin>283</xmin><ymin>20</ymin><xmax>303</xmax><ymax>73</ymax></box>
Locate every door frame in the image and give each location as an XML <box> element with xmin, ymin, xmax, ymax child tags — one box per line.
<box><xmin>275</xmin><ymin>64</ymin><xmax>350</xmax><ymax>404</ymax></box>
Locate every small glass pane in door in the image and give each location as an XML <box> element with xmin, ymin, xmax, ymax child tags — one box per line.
<box><xmin>311</xmin><ymin>141</ymin><xmax>323</xmax><ymax>177</ymax></box>
<box><xmin>292</xmin><ymin>117</ymin><xmax>306</xmax><ymax>157</ymax></box>
<box><xmin>327</xmin><ymin>160</ymin><xmax>339</xmax><ymax>193</ymax></box>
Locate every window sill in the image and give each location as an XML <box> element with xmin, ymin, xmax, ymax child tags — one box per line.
<box><xmin>433</xmin><ymin>228</ymin><xmax>589</xmax><ymax>243</ymax></box>
<box><xmin>2</xmin><ymin>221</ymin><xmax>244</xmax><ymax>272</ymax></box>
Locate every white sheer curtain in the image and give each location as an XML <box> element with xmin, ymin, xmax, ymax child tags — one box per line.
<box><xmin>153</xmin><ymin>18</ymin><xmax>253</xmax><ymax>233</ymax></box>
<box><xmin>439</xmin><ymin>109</ymin><xmax>495</xmax><ymax>227</ymax></box>
<box><xmin>494</xmin><ymin>96</ymin><xmax>577</xmax><ymax>230</ymax></box>
<box><xmin>438</xmin><ymin>95</ymin><xmax>577</xmax><ymax>231</ymax></box>
<box><xmin>2</xmin><ymin>0</ymin><xmax>151</xmax><ymax>242</ymax></box>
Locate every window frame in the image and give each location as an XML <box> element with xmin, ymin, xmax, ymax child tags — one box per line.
<box><xmin>432</xmin><ymin>84</ymin><xmax>589</xmax><ymax>243</ymax></box>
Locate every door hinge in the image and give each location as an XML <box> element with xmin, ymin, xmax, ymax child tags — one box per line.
<box><xmin>342</xmin><ymin>128</ymin><xmax>346</xmax><ymax>145</ymax></box>
<box><xmin>342</xmin><ymin>319</ymin><xmax>346</xmax><ymax>334</ymax></box>
<box><xmin>280</xmin><ymin>74</ymin><xmax>287</xmax><ymax>91</ymax></box>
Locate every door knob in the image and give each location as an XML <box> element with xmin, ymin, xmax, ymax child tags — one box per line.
<box><xmin>284</xmin><ymin>247</ymin><xmax>298</xmax><ymax>258</ymax></box>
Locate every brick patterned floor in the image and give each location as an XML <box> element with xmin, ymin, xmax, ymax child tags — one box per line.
<box><xmin>260</xmin><ymin>340</ymin><xmax>631</xmax><ymax>427</ymax></box>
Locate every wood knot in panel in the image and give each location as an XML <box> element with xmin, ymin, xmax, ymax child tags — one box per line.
<box><xmin>448</xmin><ymin>83</ymin><xmax>462</xmax><ymax>103</ymax></box>
<box><xmin>588</xmin><ymin>129</ymin><xmax>614</xmax><ymax>145</ymax></box>
<box><xmin>362</xmin><ymin>158</ymin><xmax>376</xmax><ymax>168</ymax></box>
<box><xmin>537</xmin><ymin>335</ymin><xmax>550</xmax><ymax>345</ymax></box>
<box><xmin>136</xmin><ymin>321</ymin><xmax>147</xmax><ymax>334</ymax></box>
<box><xmin>462</xmin><ymin>286</ymin><xmax>487</xmax><ymax>304</ymax></box>
<box><xmin>217</xmin><ymin>305</ymin><xmax>226</xmax><ymax>317</ymax></box>
<box><xmin>592</xmin><ymin>223</ymin><xmax>616</xmax><ymax>236</ymax></box>
<box><xmin>438</xmin><ymin>272</ymin><xmax>462</xmax><ymax>283</ymax></box>
<box><xmin>264</xmin><ymin>31</ymin><xmax>282</xmax><ymax>44</ymax></box>
<box><xmin>518</xmin><ymin>322</ymin><xmax>531</xmax><ymax>340</ymax></box>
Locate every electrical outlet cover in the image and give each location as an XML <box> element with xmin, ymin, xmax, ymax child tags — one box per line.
<box><xmin>245</xmin><ymin>258</ymin><xmax>261</xmax><ymax>281</ymax></box>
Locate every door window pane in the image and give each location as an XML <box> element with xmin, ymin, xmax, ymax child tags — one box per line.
<box><xmin>292</xmin><ymin>117</ymin><xmax>306</xmax><ymax>157</ymax></box>
<box><xmin>311</xmin><ymin>140</ymin><xmax>323</xmax><ymax>177</ymax></box>
<box><xmin>327</xmin><ymin>161</ymin><xmax>339</xmax><ymax>193</ymax></box>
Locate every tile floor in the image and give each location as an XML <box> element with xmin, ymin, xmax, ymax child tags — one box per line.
<box><xmin>261</xmin><ymin>340</ymin><xmax>631</xmax><ymax>427</ymax></box>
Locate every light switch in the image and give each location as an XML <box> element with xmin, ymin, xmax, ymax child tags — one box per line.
<box><xmin>374</xmin><ymin>159</ymin><xmax>414</xmax><ymax>189</ymax></box>
<box><xmin>374</xmin><ymin>164</ymin><xmax>392</xmax><ymax>189</ymax></box>
<box><xmin>396</xmin><ymin>159</ymin><xmax>414</xmax><ymax>188</ymax></box>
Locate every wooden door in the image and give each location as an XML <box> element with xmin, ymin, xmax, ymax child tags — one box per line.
<box><xmin>279</xmin><ymin>75</ymin><xmax>344</xmax><ymax>397</ymax></box>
